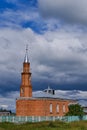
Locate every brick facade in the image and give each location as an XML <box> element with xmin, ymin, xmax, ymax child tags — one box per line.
<box><xmin>16</xmin><ymin>98</ymin><xmax>71</xmax><ymax>116</ymax></box>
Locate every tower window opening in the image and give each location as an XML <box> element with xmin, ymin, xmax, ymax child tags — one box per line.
<box><xmin>21</xmin><ymin>88</ymin><xmax>24</xmax><ymax>94</ymax></box>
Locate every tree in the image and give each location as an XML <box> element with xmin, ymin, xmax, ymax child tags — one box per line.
<box><xmin>65</xmin><ymin>104</ymin><xmax>84</xmax><ymax>117</ymax></box>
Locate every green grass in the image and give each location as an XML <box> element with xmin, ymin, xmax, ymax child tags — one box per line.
<box><xmin>0</xmin><ymin>121</ymin><xmax>87</xmax><ymax>130</ymax></box>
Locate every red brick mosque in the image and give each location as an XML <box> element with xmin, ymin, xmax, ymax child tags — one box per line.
<box><xmin>16</xmin><ymin>47</ymin><xmax>75</xmax><ymax>116</ymax></box>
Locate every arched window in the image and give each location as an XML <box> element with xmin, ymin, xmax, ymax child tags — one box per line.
<box><xmin>50</xmin><ymin>103</ymin><xmax>52</xmax><ymax>113</ymax></box>
<box><xmin>21</xmin><ymin>88</ymin><xmax>24</xmax><ymax>94</ymax></box>
<box><xmin>63</xmin><ymin>105</ymin><xmax>65</xmax><ymax>113</ymax></box>
<box><xmin>56</xmin><ymin>104</ymin><xmax>59</xmax><ymax>113</ymax></box>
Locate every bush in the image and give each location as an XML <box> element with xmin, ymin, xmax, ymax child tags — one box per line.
<box><xmin>65</xmin><ymin>104</ymin><xmax>84</xmax><ymax>117</ymax></box>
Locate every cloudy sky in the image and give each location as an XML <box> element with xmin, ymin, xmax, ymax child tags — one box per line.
<box><xmin>0</xmin><ymin>0</ymin><xmax>87</xmax><ymax>111</ymax></box>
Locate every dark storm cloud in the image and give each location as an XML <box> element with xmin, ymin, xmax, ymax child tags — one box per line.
<box><xmin>38</xmin><ymin>0</ymin><xmax>87</xmax><ymax>25</ymax></box>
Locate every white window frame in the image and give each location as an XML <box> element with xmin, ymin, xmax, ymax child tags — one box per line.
<box><xmin>50</xmin><ymin>103</ymin><xmax>52</xmax><ymax>113</ymax></box>
<box><xmin>56</xmin><ymin>104</ymin><xmax>59</xmax><ymax>113</ymax></box>
<box><xmin>63</xmin><ymin>104</ymin><xmax>65</xmax><ymax>113</ymax></box>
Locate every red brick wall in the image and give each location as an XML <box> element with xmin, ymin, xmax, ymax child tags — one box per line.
<box><xmin>16</xmin><ymin>98</ymin><xmax>71</xmax><ymax>116</ymax></box>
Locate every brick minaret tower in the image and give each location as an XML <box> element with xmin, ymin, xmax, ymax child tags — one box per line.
<box><xmin>20</xmin><ymin>45</ymin><xmax>32</xmax><ymax>97</ymax></box>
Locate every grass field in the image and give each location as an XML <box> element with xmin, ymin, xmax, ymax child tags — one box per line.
<box><xmin>0</xmin><ymin>121</ymin><xmax>87</xmax><ymax>130</ymax></box>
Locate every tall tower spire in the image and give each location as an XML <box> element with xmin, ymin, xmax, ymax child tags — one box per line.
<box><xmin>24</xmin><ymin>44</ymin><xmax>29</xmax><ymax>63</ymax></box>
<box><xmin>20</xmin><ymin>45</ymin><xmax>32</xmax><ymax>97</ymax></box>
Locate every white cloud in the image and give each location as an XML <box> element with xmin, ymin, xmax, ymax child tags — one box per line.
<box><xmin>0</xmin><ymin>26</ymin><xmax>87</xmax><ymax>110</ymax></box>
<box><xmin>33</xmin><ymin>90</ymin><xmax>87</xmax><ymax>106</ymax></box>
<box><xmin>31</xmin><ymin>29</ymin><xmax>87</xmax><ymax>84</ymax></box>
<box><xmin>38</xmin><ymin>0</ymin><xmax>87</xmax><ymax>25</ymax></box>
<box><xmin>0</xmin><ymin>27</ymin><xmax>87</xmax><ymax>88</ymax></box>
<box><xmin>0</xmin><ymin>9</ymin><xmax>39</xmax><ymax>28</ymax></box>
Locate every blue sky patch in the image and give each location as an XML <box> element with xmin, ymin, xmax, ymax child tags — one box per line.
<box><xmin>0</xmin><ymin>0</ymin><xmax>17</xmax><ymax>11</ymax></box>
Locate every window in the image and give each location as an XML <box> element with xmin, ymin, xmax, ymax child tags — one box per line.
<box><xmin>21</xmin><ymin>88</ymin><xmax>24</xmax><ymax>94</ymax></box>
<box><xmin>50</xmin><ymin>104</ymin><xmax>52</xmax><ymax>113</ymax></box>
<box><xmin>63</xmin><ymin>105</ymin><xmax>65</xmax><ymax>113</ymax></box>
<box><xmin>56</xmin><ymin>104</ymin><xmax>59</xmax><ymax>113</ymax></box>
